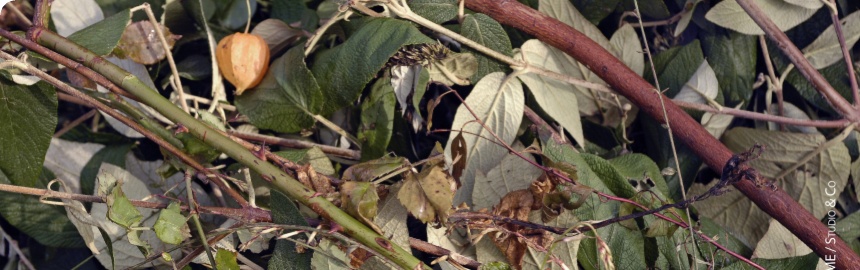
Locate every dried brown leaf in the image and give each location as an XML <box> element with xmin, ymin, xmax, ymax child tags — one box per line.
<box><xmin>396</xmin><ymin>163</ymin><xmax>455</xmax><ymax>223</ymax></box>
<box><xmin>117</xmin><ymin>21</ymin><xmax>180</xmax><ymax>65</ymax></box>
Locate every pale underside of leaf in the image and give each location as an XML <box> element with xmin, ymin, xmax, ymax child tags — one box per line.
<box><xmin>51</xmin><ymin>0</ymin><xmax>104</xmax><ymax>37</ymax></box>
<box><xmin>802</xmin><ymin>10</ymin><xmax>860</xmax><ymax>69</ymax></box>
<box><xmin>472</xmin><ymin>143</ymin><xmax>543</xmax><ymax>211</ymax></box>
<box><xmin>672</xmin><ymin>60</ymin><xmax>718</xmax><ymax>104</ymax></box>
<box><xmin>705</xmin><ymin>0</ymin><xmax>820</xmax><ymax>35</ymax></box>
<box><xmin>753</xmin><ymin>220</ymin><xmax>813</xmax><ymax>259</ymax></box>
<box><xmin>766</xmin><ymin>102</ymin><xmax>820</xmax><ymax>134</ymax></box>
<box><xmin>43</xmin><ymin>138</ymin><xmax>105</xmax><ymax>193</ymax></box>
<box><xmin>90</xmin><ymin>164</ymin><xmax>180</xmax><ymax>269</ymax></box>
<box><xmin>445</xmin><ymin>72</ymin><xmax>524</xmax><ymax>206</ymax></box>
<box><xmin>701</xmin><ymin>103</ymin><xmax>743</xmax><ymax>139</ymax></box>
<box><xmin>695</xmin><ymin>127</ymin><xmax>851</xmax><ymax>247</ymax></box>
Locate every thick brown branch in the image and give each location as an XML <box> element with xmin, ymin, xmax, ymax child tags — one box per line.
<box><xmin>735</xmin><ymin>0</ymin><xmax>859</xmax><ymax>120</ymax></box>
<box><xmin>463</xmin><ymin>0</ymin><xmax>860</xmax><ymax>268</ymax></box>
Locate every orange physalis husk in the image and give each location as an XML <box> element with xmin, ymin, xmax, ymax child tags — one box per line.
<box><xmin>215</xmin><ymin>33</ymin><xmax>270</xmax><ymax>95</ymax></box>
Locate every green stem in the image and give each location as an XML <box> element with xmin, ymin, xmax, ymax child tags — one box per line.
<box><xmin>187</xmin><ymin>170</ymin><xmax>217</xmax><ymax>268</ymax></box>
<box><xmin>32</xmin><ymin>29</ymin><xmax>427</xmax><ymax>270</ymax></box>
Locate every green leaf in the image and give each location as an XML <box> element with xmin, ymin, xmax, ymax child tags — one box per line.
<box><xmin>444</xmin><ymin>72</ymin><xmax>524</xmax><ymax>205</ymax></box>
<box><xmin>342</xmin><ymin>156</ymin><xmax>408</xmax><ymax>182</ymax></box>
<box><xmin>236</xmin><ymin>46</ymin><xmax>323</xmax><ymax>133</ymax></box>
<box><xmin>411</xmin><ymin>0</ymin><xmax>458</xmax><ymax>24</ymax></box>
<box><xmin>217</xmin><ymin>0</ymin><xmax>256</xmax><ymax>30</ymax></box>
<box><xmin>107</xmin><ymin>181</ymin><xmax>143</xmax><ymax>230</ymax></box>
<box><xmin>785</xmin><ymin>60</ymin><xmax>853</xmax><ymax>112</ymax></box>
<box><xmin>802</xmin><ymin>10</ymin><xmax>860</xmax><ymax>69</ymax></box>
<box><xmin>571</xmin><ymin>0</ymin><xmax>621</xmax><ymax>24</ymax></box>
<box><xmin>472</xmin><ymin>144</ymin><xmax>543</xmax><ymax>210</ymax></box>
<box><xmin>269</xmin><ymin>190</ymin><xmax>312</xmax><ymax>270</ymax></box>
<box><xmin>690</xmin><ymin>180</ymin><xmax>770</xmax><ymax>248</ymax></box>
<box><xmin>646</xmin><ymin>39</ymin><xmax>704</xmax><ymax>97</ymax></box>
<box><xmin>0</xmin><ymin>72</ymin><xmax>57</xmax><ymax>187</ymax></box>
<box><xmin>460</xmin><ymin>14</ymin><xmax>513</xmax><ymax>82</ymax></box>
<box><xmin>272</xmin><ymin>0</ymin><xmax>306</xmax><ymax>24</ymax></box>
<box><xmin>626</xmin><ymin>0</ymin><xmax>671</xmax><ymax>19</ymax></box>
<box><xmin>701</xmin><ymin>31</ymin><xmax>757</xmax><ymax>105</ymax></box>
<box><xmin>358</xmin><ymin>79</ymin><xmax>396</xmax><ymax>161</ymax></box>
<box><xmin>81</xmin><ymin>144</ymin><xmax>132</xmax><ymax>196</ymax></box>
<box><xmin>312</xmin><ymin>18</ymin><xmax>433</xmax><ymax>113</ymax></box>
<box><xmin>154</xmin><ymin>203</ymin><xmax>189</xmax><ymax>245</ymax></box>
<box><xmin>0</xmin><ymin>168</ymin><xmax>84</xmax><ymax>248</ymax></box>
<box><xmin>215</xmin><ymin>248</ymin><xmax>240</xmax><ymax>270</ymax></box>
<box><xmin>705</xmin><ymin>0</ymin><xmax>820</xmax><ymax>35</ymax></box>
<box><xmin>67</xmin><ymin>9</ymin><xmax>131</xmax><ymax>56</ymax></box>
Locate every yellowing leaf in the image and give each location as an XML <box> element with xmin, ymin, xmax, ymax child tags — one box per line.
<box><xmin>427</xmin><ymin>52</ymin><xmax>478</xmax><ymax>86</ymax></box>
<box><xmin>373</xmin><ymin>182</ymin><xmax>410</xmax><ymax>250</ymax></box>
<box><xmin>340</xmin><ymin>181</ymin><xmax>381</xmax><ymax>232</ymax></box>
<box><xmin>444</xmin><ymin>72</ymin><xmax>524</xmax><ymax>206</ymax></box>
<box><xmin>610</xmin><ymin>24</ymin><xmax>644</xmax><ymax>76</ymax></box>
<box><xmin>397</xmin><ymin>164</ymin><xmax>455</xmax><ymax>223</ymax></box>
<box><xmin>705</xmin><ymin>0</ymin><xmax>820</xmax><ymax>35</ymax></box>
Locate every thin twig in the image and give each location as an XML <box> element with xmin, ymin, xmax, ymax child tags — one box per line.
<box><xmin>131</xmin><ymin>3</ymin><xmax>190</xmax><ymax>114</ymax></box>
<box><xmin>5</xmin><ymin>2</ymin><xmax>33</xmax><ymax>28</ymax></box>
<box><xmin>735</xmin><ymin>0</ymin><xmax>859</xmax><ymax>121</ymax></box>
<box><xmin>759</xmin><ymin>36</ymin><xmax>785</xmax><ymax>131</ymax></box>
<box><xmin>674</xmin><ymin>100</ymin><xmax>849</xmax><ymax>128</ymax></box>
<box><xmin>825</xmin><ymin>0</ymin><xmax>860</xmax><ymax>106</ymax></box>
<box><xmin>631</xmin><ymin>1</ymin><xmax>699</xmax><ymax>264</ymax></box>
<box><xmin>54</xmin><ymin>109</ymin><xmax>97</xmax><ymax>138</ymax></box>
<box><xmin>0</xmin><ymin>225</ymin><xmax>35</xmax><ymax>270</ymax></box>
<box><xmin>227</xmin><ymin>130</ymin><xmax>361</xmax><ymax>160</ymax></box>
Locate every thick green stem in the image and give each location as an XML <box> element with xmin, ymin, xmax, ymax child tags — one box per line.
<box><xmin>32</xmin><ymin>29</ymin><xmax>427</xmax><ymax>269</ymax></box>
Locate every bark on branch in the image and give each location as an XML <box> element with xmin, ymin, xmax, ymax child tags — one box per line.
<box><xmin>463</xmin><ymin>0</ymin><xmax>860</xmax><ymax>268</ymax></box>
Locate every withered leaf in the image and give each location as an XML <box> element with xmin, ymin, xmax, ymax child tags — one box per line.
<box><xmin>340</xmin><ymin>181</ymin><xmax>382</xmax><ymax>234</ymax></box>
<box><xmin>396</xmin><ymin>163</ymin><xmax>455</xmax><ymax>223</ymax></box>
<box><xmin>450</xmin><ymin>132</ymin><xmax>467</xmax><ymax>187</ymax></box>
<box><xmin>117</xmin><ymin>21</ymin><xmax>180</xmax><ymax>65</ymax></box>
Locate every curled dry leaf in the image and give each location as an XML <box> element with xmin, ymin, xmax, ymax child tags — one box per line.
<box><xmin>396</xmin><ymin>161</ymin><xmax>455</xmax><ymax>223</ymax></box>
<box><xmin>216</xmin><ymin>33</ymin><xmax>271</xmax><ymax>95</ymax></box>
<box><xmin>296</xmin><ymin>164</ymin><xmax>335</xmax><ymax>195</ymax></box>
<box><xmin>449</xmin><ymin>132</ymin><xmax>467</xmax><ymax>187</ymax></box>
<box><xmin>117</xmin><ymin>21</ymin><xmax>181</xmax><ymax>65</ymax></box>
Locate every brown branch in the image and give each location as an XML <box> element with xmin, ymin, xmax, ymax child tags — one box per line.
<box><xmin>463</xmin><ymin>0</ymin><xmax>860</xmax><ymax>268</ymax></box>
<box><xmin>735</xmin><ymin>0</ymin><xmax>859</xmax><ymax>120</ymax></box>
<box><xmin>826</xmin><ymin>1</ymin><xmax>860</xmax><ymax>106</ymax></box>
